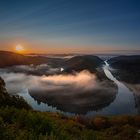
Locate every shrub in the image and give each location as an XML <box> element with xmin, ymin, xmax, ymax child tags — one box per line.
<box><xmin>92</xmin><ymin>117</ymin><xmax>108</xmax><ymax>130</ymax></box>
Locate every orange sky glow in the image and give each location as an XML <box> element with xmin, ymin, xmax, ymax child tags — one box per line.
<box><xmin>0</xmin><ymin>41</ymin><xmax>132</xmax><ymax>55</ymax></box>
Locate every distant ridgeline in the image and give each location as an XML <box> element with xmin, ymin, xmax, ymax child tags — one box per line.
<box><xmin>0</xmin><ymin>51</ymin><xmax>64</xmax><ymax>68</ymax></box>
<box><xmin>0</xmin><ymin>51</ymin><xmax>104</xmax><ymax>70</ymax></box>
<box><xmin>0</xmin><ymin>77</ymin><xmax>31</xmax><ymax>109</ymax></box>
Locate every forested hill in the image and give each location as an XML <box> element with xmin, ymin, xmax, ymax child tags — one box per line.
<box><xmin>0</xmin><ymin>51</ymin><xmax>63</xmax><ymax>68</ymax></box>
<box><xmin>108</xmin><ymin>55</ymin><xmax>140</xmax><ymax>84</ymax></box>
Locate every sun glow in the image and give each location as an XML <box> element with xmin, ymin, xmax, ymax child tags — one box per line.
<box><xmin>15</xmin><ymin>44</ymin><xmax>24</xmax><ymax>53</ymax></box>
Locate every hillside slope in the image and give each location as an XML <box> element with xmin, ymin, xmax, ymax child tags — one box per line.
<box><xmin>63</xmin><ymin>55</ymin><xmax>107</xmax><ymax>81</ymax></box>
<box><xmin>64</xmin><ymin>55</ymin><xmax>104</xmax><ymax>72</ymax></box>
<box><xmin>108</xmin><ymin>55</ymin><xmax>140</xmax><ymax>84</ymax></box>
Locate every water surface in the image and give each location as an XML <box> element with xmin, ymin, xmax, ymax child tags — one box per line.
<box><xmin>0</xmin><ymin>61</ymin><xmax>138</xmax><ymax>116</ymax></box>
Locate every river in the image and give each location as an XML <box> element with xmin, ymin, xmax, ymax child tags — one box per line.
<box><xmin>17</xmin><ymin>61</ymin><xmax>137</xmax><ymax>116</ymax></box>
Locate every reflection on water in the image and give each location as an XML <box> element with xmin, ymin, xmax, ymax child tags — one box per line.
<box><xmin>18</xmin><ymin>89</ymin><xmax>74</xmax><ymax>116</ymax></box>
<box><xmin>29</xmin><ymin>88</ymin><xmax>117</xmax><ymax>114</ymax></box>
<box><xmin>18</xmin><ymin>89</ymin><xmax>58</xmax><ymax>112</ymax></box>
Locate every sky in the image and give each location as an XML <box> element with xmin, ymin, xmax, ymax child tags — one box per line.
<box><xmin>0</xmin><ymin>0</ymin><xmax>140</xmax><ymax>54</ymax></box>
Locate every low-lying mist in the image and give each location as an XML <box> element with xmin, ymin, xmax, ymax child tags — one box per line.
<box><xmin>0</xmin><ymin>70</ymin><xmax>99</xmax><ymax>94</ymax></box>
<box><xmin>2</xmin><ymin>64</ymin><xmax>61</xmax><ymax>75</ymax></box>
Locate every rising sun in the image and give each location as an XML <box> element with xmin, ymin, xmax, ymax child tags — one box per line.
<box><xmin>15</xmin><ymin>44</ymin><xmax>24</xmax><ymax>53</ymax></box>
